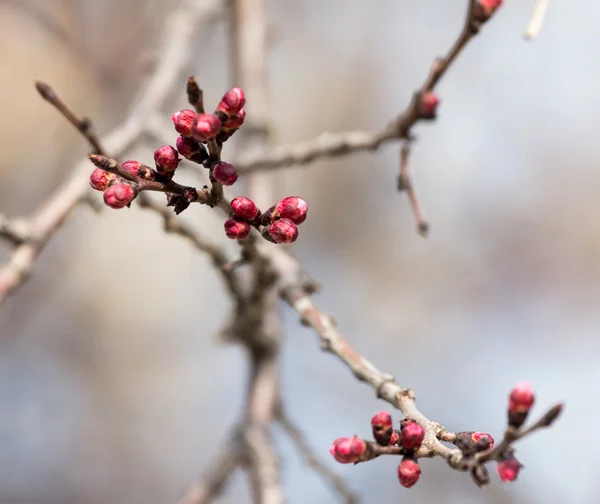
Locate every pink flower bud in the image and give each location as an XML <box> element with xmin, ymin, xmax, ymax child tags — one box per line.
<box><xmin>472</xmin><ymin>432</ymin><xmax>494</xmax><ymax>450</ymax></box>
<box><xmin>419</xmin><ymin>91</ymin><xmax>440</xmax><ymax>119</ymax></box>
<box><xmin>329</xmin><ymin>436</ymin><xmax>367</xmax><ymax>464</ymax></box>
<box><xmin>224</xmin><ymin>217</ymin><xmax>251</xmax><ymax>240</ymax></box>
<box><xmin>268</xmin><ymin>218</ymin><xmax>298</xmax><ymax>244</ymax></box>
<box><xmin>121</xmin><ymin>160</ymin><xmax>143</xmax><ymax>176</ymax></box>
<box><xmin>89</xmin><ymin>168</ymin><xmax>115</xmax><ymax>191</ymax></box>
<box><xmin>389</xmin><ymin>430</ymin><xmax>400</xmax><ymax>446</ymax></box>
<box><xmin>401</xmin><ymin>421</ymin><xmax>425</xmax><ymax>451</ymax></box>
<box><xmin>216</xmin><ymin>87</ymin><xmax>246</xmax><ymax>116</ymax></box>
<box><xmin>103</xmin><ymin>183</ymin><xmax>136</xmax><ymax>209</ymax></box>
<box><xmin>371</xmin><ymin>411</ymin><xmax>394</xmax><ymax>446</ymax></box>
<box><xmin>497</xmin><ymin>456</ymin><xmax>522</xmax><ymax>482</ymax></box>
<box><xmin>176</xmin><ymin>136</ymin><xmax>209</xmax><ymax>164</ymax></box>
<box><xmin>212</xmin><ymin>162</ymin><xmax>238</xmax><ymax>186</ymax></box>
<box><xmin>473</xmin><ymin>0</ymin><xmax>503</xmax><ymax>22</ymax></box>
<box><xmin>154</xmin><ymin>145</ymin><xmax>180</xmax><ymax>174</ymax></box>
<box><xmin>172</xmin><ymin>109</ymin><xmax>197</xmax><ymax>136</ymax></box>
<box><xmin>191</xmin><ymin>113</ymin><xmax>221</xmax><ymax>142</ymax></box>
<box><xmin>222</xmin><ymin>109</ymin><xmax>246</xmax><ymax>131</ymax></box>
<box><xmin>231</xmin><ymin>196</ymin><xmax>259</xmax><ymax>221</ymax></box>
<box><xmin>509</xmin><ymin>382</ymin><xmax>535</xmax><ymax>412</ymax></box>
<box><xmin>397</xmin><ymin>458</ymin><xmax>421</xmax><ymax>488</ymax></box>
<box><xmin>275</xmin><ymin>196</ymin><xmax>308</xmax><ymax>225</ymax></box>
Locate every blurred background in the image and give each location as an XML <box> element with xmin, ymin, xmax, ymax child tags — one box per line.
<box><xmin>0</xmin><ymin>0</ymin><xmax>597</xmax><ymax>503</ymax></box>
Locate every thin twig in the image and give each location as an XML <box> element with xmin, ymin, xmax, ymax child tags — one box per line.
<box><xmin>398</xmin><ymin>143</ymin><xmax>429</xmax><ymax>236</ymax></box>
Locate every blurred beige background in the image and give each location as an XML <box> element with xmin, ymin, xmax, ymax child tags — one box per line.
<box><xmin>0</xmin><ymin>1</ymin><xmax>598</xmax><ymax>503</ymax></box>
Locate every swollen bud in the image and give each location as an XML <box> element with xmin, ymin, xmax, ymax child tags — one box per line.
<box><xmin>418</xmin><ymin>91</ymin><xmax>440</xmax><ymax>119</ymax></box>
<box><xmin>401</xmin><ymin>420</ymin><xmax>425</xmax><ymax>451</ymax></box>
<box><xmin>212</xmin><ymin>162</ymin><xmax>238</xmax><ymax>186</ymax></box>
<box><xmin>397</xmin><ymin>457</ymin><xmax>421</xmax><ymax>488</ymax></box>
<box><xmin>508</xmin><ymin>382</ymin><xmax>535</xmax><ymax>428</ymax></box>
<box><xmin>223</xmin><ymin>109</ymin><xmax>246</xmax><ymax>131</ymax></box>
<box><xmin>267</xmin><ymin>219</ymin><xmax>298</xmax><ymax>244</ymax></box>
<box><xmin>473</xmin><ymin>0</ymin><xmax>503</xmax><ymax>22</ymax></box>
<box><xmin>103</xmin><ymin>183</ymin><xmax>136</xmax><ymax>209</ymax></box>
<box><xmin>216</xmin><ymin>87</ymin><xmax>246</xmax><ymax>117</ymax></box>
<box><xmin>154</xmin><ymin>145</ymin><xmax>180</xmax><ymax>174</ymax></box>
<box><xmin>172</xmin><ymin>109</ymin><xmax>197</xmax><ymax>136</ymax></box>
<box><xmin>176</xmin><ymin>136</ymin><xmax>209</xmax><ymax>164</ymax></box>
<box><xmin>329</xmin><ymin>436</ymin><xmax>367</xmax><ymax>464</ymax></box>
<box><xmin>231</xmin><ymin>196</ymin><xmax>260</xmax><ymax>221</ymax></box>
<box><xmin>371</xmin><ymin>411</ymin><xmax>394</xmax><ymax>446</ymax></box>
<box><xmin>454</xmin><ymin>431</ymin><xmax>494</xmax><ymax>456</ymax></box>
<box><xmin>89</xmin><ymin>168</ymin><xmax>115</xmax><ymax>191</ymax></box>
<box><xmin>224</xmin><ymin>217</ymin><xmax>251</xmax><ymax>240</ymax></box>
<box><xmin>275</xmin><ymin>196</ymin><xmax>308</xmax><ymax>225</ymax></box>
<box><xmin>191</xmin><ymin>113</ymin><xmax>221</xmax><ymax>142</ymax></box>
<box><xmin>121</xmin><ymin>160</ymin><xmax>143</xmax><ymax>177</ymax></box>
<box><xmin>497</xmin><ymin>454</ymin><xmax>522</xmax><ymax>482</ymax></box>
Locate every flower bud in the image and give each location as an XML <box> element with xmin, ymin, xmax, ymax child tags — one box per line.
<box><xmin>222</xmin><ymin>109</ymin><xmax>246</xmax><ymax>134</ymax></box>
<box><xmin>121</xmin><ymin>160</ymin><xmax>143</xmax><ymax>177</ymax></box>
<box><xmin>216</xmin><ymin>87</ymin><xmax>245</xmax><ymax>117</ymax></box>
<box><xmin>455</xmin><ymin>431</ymin><xmax>494</xmax><ymax>456</ymax></box>
<box><xmin>154</xmin><ymin>145</ymin><xmax>180</xmax><ymax>174</ymax></box>
<box><xmin>176</xmin><ymin>136</ymin><xmax>209</xmax><ymax>164</ymax></box>
<box><xmin>371</xmin><ymin>411</ymin><xmax>394</xmax><ymax>446</ymax></box>
<box><xmin>397</xmin><ymin>458</ymin><xmax>421</xmax><ymax>488</ymax></box>
<box><xmin>472</xmin><ymin>432</ymin><xmax>494</xmax><ymax>451</ymax></box>
<box><xmin>103</xmin><ymin>183</ymin><xmax>136</xmax><ymax>209</ymax></box>
<box><xmin>231</xmin><ymin>196</ymin><xmax>260</xmax><ymax>221</ymax></box>
<box><xmin>191</xmin><ymin>113</ymin><xmax>221</xmax><ymax>142</ymax></box>
<box><xmin>329</xmin><ymin>436</ymin><xmax>367</xmax><ymax>464</ymax></box>
<box><xmin>473</xmin><ymin>0</ymin><xmax>503</xmax><ymax>22</ymax></box>
<box><xmin>497</xmin><ymin>455</ymin><xmax>522</xmax><ymax>482</ymax></box>
<box><xmin>89</xmin><ymin>168</ymin><xmax>115</xmax><ymax>191</ymax></box>
<box><xmin>508</xmin><ymin>382</ymin><xmax>535</xmax><ymax>428</ymax></box>
<box><xmin>224</xmin><ymin>217</ymin><xmax>251</xmax><ymax>240</ymax></box>
<box><xmin>418</xmin><ymin>91</ymin><xmax>439</xmax><ymax>119</ymax></box>
<box><xmin>389</xmin><ymin>430</ymin><xmax>401</xmax><ymax>446</ymax></box>
<box><xmin>172</xmin><ymin>109</ymin><xmax>197</xmax><ymax>136</ymax></box>
<box><xmin>275</xmin><ymin>196</ymin><xmax>308</xmax><ymax>225</ymax></box>
<box><xmin>401</xmin><ymin>420</ymin><xmax>425</xmax><ymax>451</ymax></box>
<box><xmin>212</xmin><ymin>162</ymin><xmax>238</xmax><ymax>186</ymax></box>
<box><xmin>267</xmin><ymin>218</ymin><xmax>298</xmax><ymax>244</ymax></box>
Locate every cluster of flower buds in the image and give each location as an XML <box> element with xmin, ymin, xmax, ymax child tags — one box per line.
<box><xmin>330</xmin><ymin>411</ymin><xmax>426</xmax><ymax>489</ymax></box>
<box><xmin>473</xmin><ymin>0</ymin><xmax>503</xmax><ymax>22</ymax></box>
<box><xmin>224</xmin><ymin>195</ymin><xmax>308</xmax><ymax>243</ymax></box>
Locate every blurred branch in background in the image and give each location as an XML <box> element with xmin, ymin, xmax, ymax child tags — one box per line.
<box><xmin>524</xmin><ymin>0</ymin><xmax>549</xmax><ymax>40</ymax></box>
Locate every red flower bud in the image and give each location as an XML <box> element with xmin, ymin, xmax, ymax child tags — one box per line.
<box><xmin>401</xmin><ymin>421</ymin><xmax>425</xmax><ymax>451</ymax></box>
<box><xmin>509</xmin><ymin>382</ymin><xmax>535</xmax><ymax>412</ymax></box>
<box><xmin>419</xmin><ymin>91</ymin><xmax>439</xmax><ymax>119</ymax></box>
<box><xmin>154</xmin><ymin>145</ymin><xmax>180</xmax><ymax>174</ymax></box>
<box><xmin>89</xmin><ymin>168</ymin><xmax>115</xmax><ymax>191</ymax></box>
<box><xmin>222</xmin><ymin>109</ymin><xmax>246</xmax><ymax>131</ymax></box>
<box><xmin>231</xmin><ymin>196</ymin><xmax>259</xmax><ymax>221</ymax></box>
<box><xmin>472</xmin><ymin>432</ymin><xmax>494</xmax><ymax>450</ymax></box>
<box><xmin>397</xmin><ymin>458</ymin><xmax>421</xmax><ymax>488</ymax></box>
<box><xmin>121</xmin><ymin>160</ymin><xmax>143</xmax><ymax>176</ymax></box>
<box><xmin>176</xmin><ymin>136</ymin><xmax>209</xmax><ymax>164</ymax></box>
<box><xmin>224</xmin><ymin>217</ymin><xmax>251</xmax><ymax>240</ymax></box>
<box><xmin>497</xmin><ymin>455</ymin><xmax>522</xmax><ymax>482</ymax></box>
<box><xmin>389</xmin><ymin>430</ymin><xmax>400</xmax><ymax>446</ymax></box>
<box><xmin>172</xmin><ymin>109</ymin><xmax>197</xmax><ymax>136</ymax></box>
<box><xmin>268</xmin><ymin>218</ymin><xmax>298</xmax><ymax>244</ymax></box>
<box><xmin>212</xmin><ymin>162</ymin><xmax>238</xmax><ymax>186</ymax></box>
<box><xmin>329</xmin><ymin>436</ymin><xmax>367</xmax><ymax>464</ymax></box>
<box><xmin>473</xmin><ymin>0</ymin><xmax>503</xmax><ymax>22</ymax></box>
<box><xmin>216</xmin><ymin>87</ymin><xmax>246</xmax><ymax>117</ymax></box>
<box><xmin>191</xmin><ymin>113</ymin><xmax>221</xmax><ymax>142</ymax></box>
<box><xmin>371</xmin><ymin>411</ymin><xmax>394</xmax><ymax>446</ymax></box>
<box><xmin>103</xmin><ymin>183</ymin><xmax>136</xmax><ymax>209</ymax></box>
<box><xmin>275</xmin><ymin>196</ymin><xmax>308</xmax><ymax>225</ymax></box>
